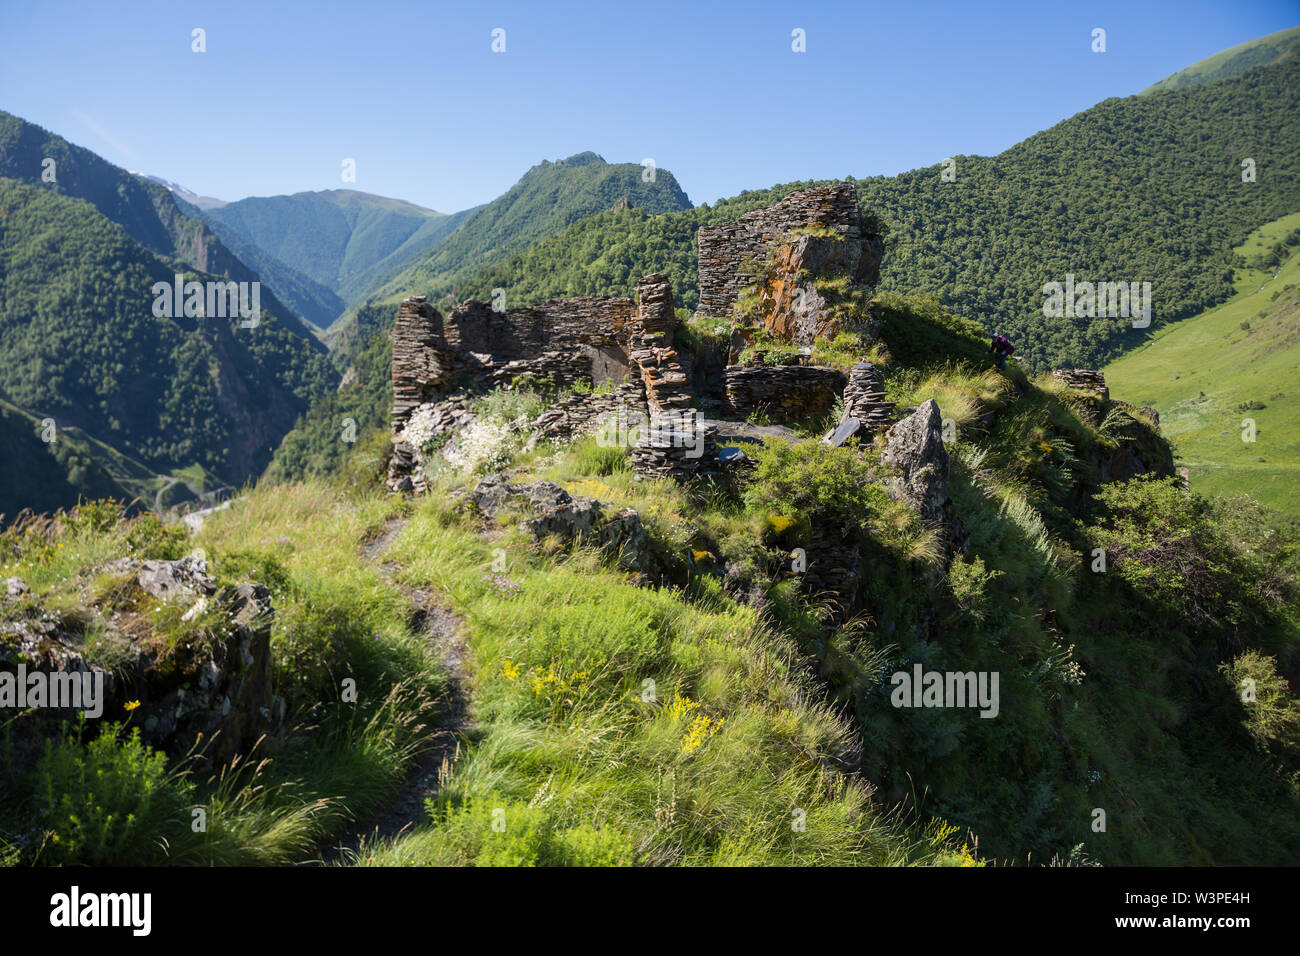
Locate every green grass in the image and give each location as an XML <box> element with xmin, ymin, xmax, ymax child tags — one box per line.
<box><xmin>1105</xmin><ymin>212</ymin><xmax>1300</xmax><ymax>517</ymax></box>
<box><xmin>1</xmin><ymin>484</ymin><xmax>453</xmax><ymax>865</ymax></box>
<box><xmin>347</xmin><ymin>493</ymin><xmax>952</xmax><ymax>866</ymax></box>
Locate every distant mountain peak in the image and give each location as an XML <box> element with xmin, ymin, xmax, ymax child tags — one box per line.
<box><xmin>130</xmin><ymin>172</ymin><xmax>227</xmax><ymax>209</ymax></box>
<box><xmin>521</xmin><ymin>151</ymin><xmax>610</xmax><ymax>182</ymax></box>
<box><xmin>560</xmin><ymin>151</ymin><xmax>607</xmax><ymax>166</ymax></box>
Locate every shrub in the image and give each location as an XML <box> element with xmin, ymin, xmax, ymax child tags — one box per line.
<box><xmin>743</xmin><ymin>437</ymin><xmax>878</xmax><ymax>522</ymax></box>
<box><xmin>471</xmin><ymin>387</ymin><xmax>544</xmax><ymax>423</ymax></box>
<box><xmin>124</xmin><ymin>513</ymin><xmax>189</xmax><ymax>560</ymax></box>
<box><xmin>1084</xmin><ymin>475</ymin><xmax>1292</xmax><ymax>637</ymax></box>
<box><xmin>63</xmin><ymin>498</ymin><xmax>122</xmax><ymax>537</ymax></box>
<box><xmin>1219</xmin><ymin>651</ymin><xmax>1300</xmax><ymax>752</ymax></box>
<box><xmin>423</xmin><ymin>798</ymin><xmax>637</xmax><ymax>866</ymax></box>
<box><xmin>33</xmin><ymin>723</ymin><xmax>192</xmax><ymax>866</ymax></box>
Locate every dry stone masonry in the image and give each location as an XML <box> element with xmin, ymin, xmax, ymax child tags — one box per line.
<box><xmin>831</xmin><ymin>362</ymin><xmax>895</xmax><ymax>444</ymax></box>
<box><xmin>383</xmin><ymin>179</ymin><xmax>1173</xmax><ymax>631</ymax></box>
<box><xmin>1052</xmin><ymin>368</ymin><xmax>1110</xmax><ymax>401</ymax></box>
<box><xmin>696</xmin><ymin>182</ymin><xmax>883</xmax><ymax>319</ymax></box>
<box><xmin>630</xmin><ymin>409</ymin><xmax>720</xmax><ymax>481</ymax></box>
<box><xmin>389</xmin><ymin>182</ymin><xmax>894</xmax><ymax>488</ymax></box>
<box><xmin>723</xmin><ymin>365</ymin><xmax>846</xmax><ymax>424</ymax></box>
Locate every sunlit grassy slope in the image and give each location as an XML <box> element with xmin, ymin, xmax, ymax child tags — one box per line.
<box><xmin>1105</xmin><ymin>212</ymin><xmax>1300</xmax><ymax>518</ymax></box>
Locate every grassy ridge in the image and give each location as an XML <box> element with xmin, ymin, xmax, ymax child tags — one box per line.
<box><xmin>1140</xmin><ymin>26</ymin><xmax>1300</xmax><ymax>95</ymax></box>
<box><xmin>1105</xmin><ymin>212</ymin><xmax>1300</xmax><ymax>517</ymax></box>
<box><xmin>5</xmin><ymin>291</ymin><xmax>1298</xmax><ymax>866</ymax></box>
<box><xmin>351</xmin><ymin>499</ymin><xmax>950</xmax><ymax>866</ymax></box>
<box><xmin>1</xmin><ymin>484</ymin><xmax>451</xmax><ymax>864</ymax></box>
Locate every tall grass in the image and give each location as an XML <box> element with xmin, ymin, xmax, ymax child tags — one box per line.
<box><xmin>348</xmin><ymin>502</ymin><xmax>943</xmax><ymax>866</ymax></box>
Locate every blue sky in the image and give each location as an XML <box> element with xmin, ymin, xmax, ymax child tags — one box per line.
<box><xmin>2</xmin><ymin>0</ymin><xmax>1297</xmax><ymax>212</ymax></box>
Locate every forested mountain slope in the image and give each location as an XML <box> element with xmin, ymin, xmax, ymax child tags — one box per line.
<box><xmin>0</xmin><ymin>178</ymin><xmax>337</xmax><ymax>509</ymax></box>
<box><xmin>368</xmin><ymin>152</ymin><xmax>693</xmax><ymax>308</ymax></box>
<box><xmin>205</xmin><ymin>189</ymin><xmax>466</xmax><ymax>309</ymax></box>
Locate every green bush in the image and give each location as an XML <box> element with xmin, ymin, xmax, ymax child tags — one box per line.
<box><xmin>743</xmin><ymin>437</ymin><xmax>879</xmax><ymax>522</ymax></box>
<box><xmin>472</xmin><ymin>387</ymin><xmax>544</xmax><ymax>423</ymax></box>
<box><xmin>33</xmin><ymin>723</ymin><xmax>192</xmax><ymax>866</ymax></box>
<box><xmin>124</xmin><ymin>513</ymin><xmax>190</xmax><ymax>560</ymax></box>
<box><xmin>63</xmin><ymin>499</ymin><xmax>122</xmax><ymax>537</ymax></box>
<box><xmin>1220</xmin><ymin>651</ymin><xmax>1300</xmax><ymax>752</ymax></box>
<box><xmin>424</xmin><ymin>798</ymin><xmax>637</xmax><ymax>866</ymax></box>
<box><xmin>1084</xmin><ymin>475</ymin><xmax>1294</xmax><ymax>638</ymax></box>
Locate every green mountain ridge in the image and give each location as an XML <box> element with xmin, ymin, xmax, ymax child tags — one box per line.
<box><xmin>1140</xmin><ymin>25</ymin><xmax>1300</xmax><ymax>95</ymax></box>
<box><xmin>426</xmin><ymin>51</ymin><xmax>1300</xmax><ymax>374</ymax></box>
<box><xmin>0</xmin><ymin>110</ymin><xmax>328</xmax><ymax>344</ymax></box>
<box><xmin>204</xmin><ymin>188</ymin><xmax>466</xmax><ymax>308</ymax></box>
<box><xmin>369</xmin><ymin>151</ymin><xmax>693</xmax><ymax>308</ymax></box>
<box><xmin>174</xmin><ymin>192</ymin><xmax>346</xmax><ymax>332</ymax></box>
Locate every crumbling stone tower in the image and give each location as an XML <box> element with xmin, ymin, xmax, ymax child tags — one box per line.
<box><xmin>694</xmin><ymin>182</ymin><xmax>886</xmax><ymax>426</ymax></box>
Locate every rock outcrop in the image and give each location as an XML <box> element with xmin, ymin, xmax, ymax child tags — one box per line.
<box><xmin>883</xmin><ymin>399</ymin><xmax>951</xmax><ymax>530</ymax></box>
<box><xmin>1</xmin><ymin>561</ymin><xmax>282</xmax><ymax>765</ymax></box>
<box><xmin>468</xmin><ymin>474</ymin><xmax>664</xmax><ymax>582</ymax></box>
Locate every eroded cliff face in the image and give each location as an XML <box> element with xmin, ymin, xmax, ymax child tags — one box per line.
<box><xmin>703</xmin><ymin>183</ymin><xmax>887</xmax><ymax>425</ymax></box>
<box><xmin>2</xmin><ymin>558</ymin><xmax>282</xmax><ymax>767</ymax></box>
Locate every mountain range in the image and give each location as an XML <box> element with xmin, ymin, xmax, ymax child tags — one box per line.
<box><xmin>1</xmin><ymin>27</ymin><xmax>1298</xmax><ymax>518</ymax></box>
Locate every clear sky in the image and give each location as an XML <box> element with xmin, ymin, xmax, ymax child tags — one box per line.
<box><xmin>2</xmin><ymin>0</ymin><xmax>1297</xmax><ymax>212</ymax></box>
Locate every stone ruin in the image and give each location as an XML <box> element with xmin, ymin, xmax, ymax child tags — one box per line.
<box><xmin>828</xmin><ymin>362</ymin><xmax>896</xmax><ymax>446</ymax></box>
<box><xmin>384</xmin><ymin>179</ymin><xmax>1174</xmax><ymax>621</ymax></box>
<box><xmin>388</xmin><ymin>181</ymin><xmax>894</xmax><ymax>494</ymax></box>
<box><xmin>723</xmin><ymin>365</ymin><xmax>846</xmax><ymax>423</ymax></box>
<box><xmin>388</xmin><ymin>272</ymin><xmax>712</xmax><ymax>490</ymax></box>
<box><xmin>702</xmin><ymin>183</ymin><xmax>888</xmax><ymax>425</ymax></box>
<box><xmin>384</xmin><ymin>180</ymin><xmax>917</xmax><ymax>622</ymax></box>
<box><xmin>696</xmin><ymin>181</ymin><xmax>883</xmax><ymax>322</ymax></box>
<box><xmin>1052</xmin><ymin>368</ymin><xmax>1110</xmax><ymax>401</ymax></box>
